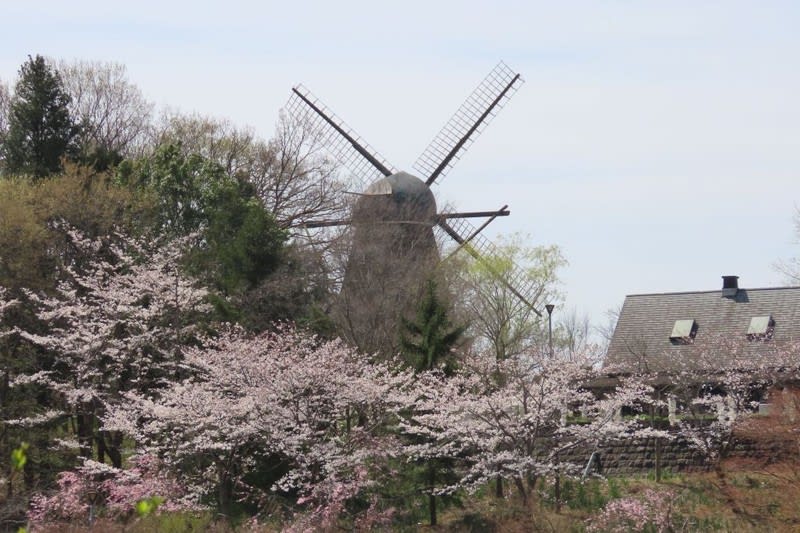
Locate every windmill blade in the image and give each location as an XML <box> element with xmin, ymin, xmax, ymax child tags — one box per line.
<box><xmin>295</xmin><ymin>218</ymin><xmax>352</xmax><ymax>229</ymax></box>
<box><xmin>414</xmin><ymin>62</ymin><xmax>523</xmax><ymax>187</ymax></box>
<box><xmin>436</xmin><ymin>213</ymin><xmax>542</xmax><ymax>316</ymax></box>
<box><xmin>287</xmin><ymin>85</ymin><xmax>396</xmax><ymax>191</ymax></box>
<box><xmin>439</xmin><ymin>205</ymin><xmax>509</xmax><ymax>261</ymax></box>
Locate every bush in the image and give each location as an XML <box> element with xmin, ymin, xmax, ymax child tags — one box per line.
<box><xmin>586</xmin><ymin>488</ymin><xmax>677</xmax><ymax>533</ymax></box>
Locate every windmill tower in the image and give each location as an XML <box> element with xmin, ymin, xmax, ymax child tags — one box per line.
<box><xmin>286</xmin><ymin>62</ymin><xmax>542</xmax><ymax>354</ymax></box>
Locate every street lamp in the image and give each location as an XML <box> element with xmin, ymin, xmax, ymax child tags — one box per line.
<box><xmin>545</xmin><ymin>304</ymin><xmax>555</xmax><ymax>359</ymax></box>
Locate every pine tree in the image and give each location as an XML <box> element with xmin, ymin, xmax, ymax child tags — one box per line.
<box><xmin>2</xmin><ymin>55</ymin><xmax>80</xmax><ymax>178</ymax></box>
<box><xmin>399</xmin><ymin>279</ymin><xmax>465</xmax><ymax>525</ymax></box>
<box><xmin>400</xmin><ymin>279</ymin><xmax>465</xmax><ymax>376</ymax></box>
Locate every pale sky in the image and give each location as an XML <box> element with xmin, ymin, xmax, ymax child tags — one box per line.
<box><xmin>2</xmin><ymin>1</ymin><xmax>799</xmax><ymax>326</ymax></box>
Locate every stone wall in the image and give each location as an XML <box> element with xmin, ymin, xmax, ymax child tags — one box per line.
<box><xmin>561</xmin><ymin>433</ymin><xmax>793</xmax><ymax>477</ymax></box>
<box><xmin>561</xmin><ymin>436</ymin><xmax>709</xmax><ymax>477</ymax></box>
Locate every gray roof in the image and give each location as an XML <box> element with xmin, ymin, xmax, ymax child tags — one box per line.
<box><xmin>605</xmin><ymin>285</ymin><xmax>800</xmax><ymax>373</ymax></box>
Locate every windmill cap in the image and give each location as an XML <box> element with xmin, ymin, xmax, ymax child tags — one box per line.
<box><xmin>358</xmin><ymin>171</ymin><xmax>437</xmax><ymax>222</ymax></box>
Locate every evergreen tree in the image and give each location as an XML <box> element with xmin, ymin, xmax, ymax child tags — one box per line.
<box><xmin>118</xmin><ymin>143</ymin><xmax>287</xmax><ymax>294</ymax></box>
<box><xmin>399</xmin><ymin>279</ymin><xmax>465</xmax><ymax>525</ymax></box>
<box><xmin>400</xmin><ymin>279</ymin><xmax>466</xmax><ymax>376</ymax></box>
<box><xmin>2</xmin><ymin>55</ymin><xmax>80</xmax><ymax>178</ymax></box>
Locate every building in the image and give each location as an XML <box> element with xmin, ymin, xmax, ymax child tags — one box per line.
<box><xmin>596</xmin><ymin>276</ymin><xmax>800</xmax><ymax>474</ymax></box>
<box><xmin>605</xmin><ymin>276</ymin><xmax>800</xmax><ymax>376</ymax></box>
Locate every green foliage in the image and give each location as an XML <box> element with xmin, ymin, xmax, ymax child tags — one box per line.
<box><xmin>563</xmin><ymin>478</ymin><xmax>607</xmax><ymax>512</ymax></box>
<box><xmin>122</xmin><ymin>143</ymin><xmax>223</xmax><ymax>235</ymax></box>
<box><xmin>200</xmin><ymin>191</ymin><xmax>285</xmax><ymax>292</ymax></box>
<box><xmin>400</xmin><ymin>279</ymin><xmax>465</xmax><ymax>375</ymax></box>
<box><xmin>2</xmin><ymin>55</ymin><xmax>80</xmax><ymax>178</ymax></box>
<box><xmin>233</xmin><ymin>244</ymin><xmax>337</xmax><ymax>334</ymax></box>
<box><xmin>376</xmin><ymin>457</ymin><xmax>462</xmax><ymax>527</ymax></box>
<box><xmin>11</xmin><ymin>442</ymin><xmax>29</xmax><ymax>471</ymax></box>
<box><xmin>398</xmin><ymin>282</ymin><xmax>466</xmax><ymax>525</ymax></box>
<box><xmin>449</xmin><ymin>233</ymin><xmax>566</xmax><ymax>360</ymax></box>
<box><xmin>78</xmin><ymin>143</ymin><xmax>124</xmax><ymax>172</ymax></box>
<box><xmin>119</xmin><ymin>143</ymin><xmax>286</xmax><ymax>294</ymax></box>
<box><xmin>0</xmin><ymin>166</ymin><xmax>153</xmax><ymax>289</ymax></box>
<box><xmin>135</xmin><ymin>496</ymin><xmax>165</xmax><ymax>517</ymax></box>
<box><xmin>608</xmin><ymin>477</ymin><xmax>623</xmax><ymax>499</ymax></box>
<box><xmin>124</xmin><ymin>512</ymin><xmax>217</xmax><ymax>533</ymax></box>
<box><xmin>647</xmin><ymin>467</ymin><xmax>677</xmax><ymax>481</ymax></box>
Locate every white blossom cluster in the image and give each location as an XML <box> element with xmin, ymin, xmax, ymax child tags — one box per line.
<box><xmin>3</xmin><ymin>224</ymin><xmax>209</xmax><ymax>431</ymax></box>
<box><xmin>104</xmin><ymin>324</ymin><xmax>414</xmax><ymax>506</ymax></box>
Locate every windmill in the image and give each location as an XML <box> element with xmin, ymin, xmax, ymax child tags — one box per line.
<box><xmin>286</xmin><ymin>62</ymin><xmax>543</xmax><ymax>354</ymax></box>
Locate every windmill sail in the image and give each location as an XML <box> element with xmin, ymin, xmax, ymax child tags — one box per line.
<box><xmin>286</xmin><ymin>62</ymin><xmax>541</xmax><ymax>352</ymax></box>
<box><xmin>435</xmin><ymin>212</ymin><xmax>543</xmax><ymax>316</ymax></box>
<box><xmin>414</xmin><ymin>62</ymin><xmax>523</xmax><ymax>187</ymax></box>
<box><xmin>287</xmin><ymin>85</ymin><xmax>396</xmax><ymax>192</ymax></box>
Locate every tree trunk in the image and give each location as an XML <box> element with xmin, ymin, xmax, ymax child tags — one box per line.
<box><xmin>655</xmin><ymin>437</ymin><xmax>662</xmax><ymax>482</ymax></box>
<box><xmin>108</xmin><ymin>431</ymin><xmax>123</xmax><ymax>468</ymax></box>
<box><xmin>495</xmin><ymin>477</ymin><xmax>504</xmax><ymax>498</ymax></box>
<box><xmin>514</xmin><ymin>477</ymin><xmax>528</xmax><ymax>504</ymax></box>
<box><xmin>98</xmin><ymin>431</ymin><xmax>123</xmax><ymax>468</ymax></box>
<box><xmin>428</xmin><ymin>462</ymin><xmax>437</xmax><ymax>526</ymax></box>
<box><xmin>554</xmin><ymin>472</ymin><xmax>561</xmax><ymax>513</ymax></box>
<box><xmin>218</xmin><ymin>471</ymin><xmax>233</xmax><ymax>518</ymax></box>
<box><xmin>76</xmin><ymin>412</ymin><xmax>93</xmax><ymax>458</ymax></box>
<box><xmin>96</xmin><ymin>431</ymin><xmax>107</xmax><ymax>464</ymax></box>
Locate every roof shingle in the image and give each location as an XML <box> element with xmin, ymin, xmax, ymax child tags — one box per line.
<box><xmin>605</xmin><ymin>285</ymin><xmax>800</xmax><ymax>373</ymax></box>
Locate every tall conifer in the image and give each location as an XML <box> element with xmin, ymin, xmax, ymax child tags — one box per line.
<box><xmin>2</xmin><ymin>55</ymin><xmax>79</xmax><ymax>178</ymax></box>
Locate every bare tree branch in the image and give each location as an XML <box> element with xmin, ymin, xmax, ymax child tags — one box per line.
<box><xmin>56</xmin><ymin>60</ymin><xmax>154</xmax><ymax>158</ymax></box>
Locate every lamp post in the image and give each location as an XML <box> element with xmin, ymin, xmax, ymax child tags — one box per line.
<box><xmin>545</xmin><ymin>304</ymin><xmax>555</xmax><ymax>359</ymax></box>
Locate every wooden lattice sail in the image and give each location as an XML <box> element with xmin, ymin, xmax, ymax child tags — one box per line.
<box><xmin>286</xmin><ymin>62</ymin><xmax>538</xmax><ymax>354</ymax></box>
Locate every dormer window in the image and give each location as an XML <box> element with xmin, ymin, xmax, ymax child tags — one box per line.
<box><xmin>747</xmin><ymin>315</ymin><xmax>774</xmax><ymax>340</ymax></box>
<box><xmin>670</xmin><ymin>319</ymin><xmax>697</xmax><ymax>344</ymax></box>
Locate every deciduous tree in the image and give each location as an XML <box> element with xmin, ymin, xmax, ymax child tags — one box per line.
<box><xmin>57</xmin><ymin>60</ymin><xmax>154</xmax><ymax>165</ymax></box>
<box><xmin>27</xmin><ymin>455</ymin><xmax>199</xmax><ymax>527</ymax></box>
<box><xmin>155</xmin><ymin>111</ymin><xmax>348</xmax><ymax>237</ymax></box>
<box><xmin>665</xmin><ymin>336</ymin><xmax>800</xmax><ymax>465</ymax></box>
<box><xmin>399</xmin><ymin>350</ymin><xmax>662</xmax><ymax>505</ymax></box>
<box><xmin>0</xmin><ymin>166</ymin><xmax>152</xmax><ymax>290</ymax></box>
<box><xmin>15</xmin><ymin>224</ymin><xmax>210</xmax><ymax>467</ymax></box>
<box><xmin>0</xmin><ymin>79</ymin><xmax>10</xmax><ymax>158</ymax></box>
<box><xmin>104</xmin><ymin>324</ymin><xmax>412</xmax><ymax>515</ymax></box>
<box><xmin>775</xmin><ymin>207</ymin><xmax>800</xmax><ymax>284</ymax></box>
<box><xmin>448</xmin><ymin>234</ymin><xmax>566</xmax><ymax>361</ymax></box>
<box><xmin>253</xmin><ymin>113</ymin><xmax>346</xmax><ymax>234</ymax></box>
<box><xmin>153</xmin><ymin>111</ymin><xmax>256</xmax><ymax>178</ymax></box>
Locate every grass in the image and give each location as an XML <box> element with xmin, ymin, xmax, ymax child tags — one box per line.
<box><xmin>431</xmin><ymin>459</ymin><xmax>800</xmax><ymax>532</ymax></box>
<box><xmin>31</xmin><ymin>512</ymin><xmax>225</xmax><ymax>533</ymax></box>
<box><xmin>19</xmin><ymin>459</ymin><xmax>800</xmax><ymax>531</ymax></box>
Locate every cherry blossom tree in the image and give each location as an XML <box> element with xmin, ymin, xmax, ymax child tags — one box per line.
<box><xmin>13</xmin><ymin>222</ymin><xmax>209</xmax><ymax>466</ymax></box>
<box><xmin>397</xmin><ymin>350</ymin><xmax>664</xmax><ymax>505</ymax></box>
<box><xmin>27</xmin><ymin>455</ymin><xmax>199</xmax><ymax>528</ymax></box>
<box><xmin>666</xmin><ymin>335</ymin><xmax>800</xmax><ymax>466</ymax></box>
<box><xmin>0</xmin><ymin>288</ymin><xmax>20</xmax><ymax>497</ymax></box>
<box><xmin>104</xmin><ymin>324</ymin><xmax>414</xmax><ymax>517</ymax></box>
<box><xmin>632</xmin><ymin>335</ymin><xmax>800</xmax><ymax>517</ymax></box>
<box><xmin>586</xmin><ymin>488</ymin><xmax>678</xmax><ymax>532</ymax></box>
